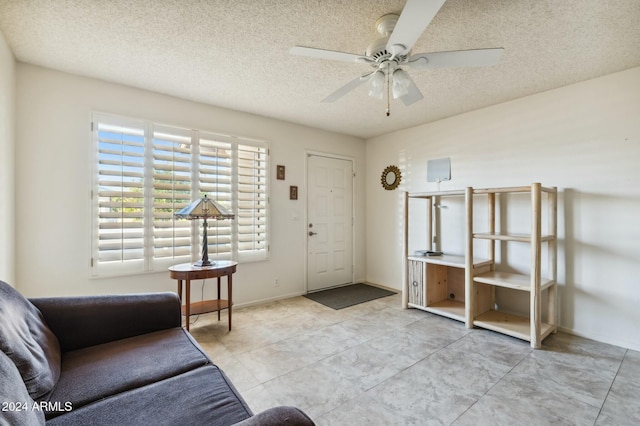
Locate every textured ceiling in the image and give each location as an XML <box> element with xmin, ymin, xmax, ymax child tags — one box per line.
<box><xmin>1</xmin><ymin>0</ymin><xmax>639</xmax><ymax>139</ymax></box>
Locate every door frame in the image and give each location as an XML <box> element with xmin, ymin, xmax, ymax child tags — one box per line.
<box><xmin>305</xmin><ymin>150</ymin><xmax>356</xmax><ymax>293</ymax></box>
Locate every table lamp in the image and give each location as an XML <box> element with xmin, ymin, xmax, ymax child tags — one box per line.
<box><xmin>174</xmin><ymin>195</ymin><xmax>234</xmax><ymax>267</ymax></box>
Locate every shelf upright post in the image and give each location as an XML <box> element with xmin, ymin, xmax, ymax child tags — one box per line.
<box><xmin>548</xmin><ymin>187</ymin><xmax>558</xmax><ymax>333</ymax></box>
<box><xmin>427</xmin><ymin>195</ymin><xmax>433</xmax><ymax>252</ymax></box>
<box><xmin>488</xmin><ymin>191</ymin><xmax>496</xmax><ymax>309</ymax></box>
<box><xmin>464</xmin><ymin>187</ymin><xmax>474</xmax><ymax>328</ymax></box>
<box><xmin>530</xmin><ymin>183</ymin><xmax>542</xmax><ymax>348</ymax></box>
<box><xmin>402</xmin><ymin>191</ymin><xmax>409</xmax><ymax>309</ymax></box>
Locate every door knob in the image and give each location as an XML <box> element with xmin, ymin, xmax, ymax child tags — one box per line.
<box><xmin>308</xmin><ymin>231</ymin><xmax>317</xmax><ymax>236</ymax></box>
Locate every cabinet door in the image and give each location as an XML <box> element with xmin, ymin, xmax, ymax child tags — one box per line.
<box><xmin>408</xmin><ymin>261</ymin><xmax>424</xmax><ymax>306</ymax></box>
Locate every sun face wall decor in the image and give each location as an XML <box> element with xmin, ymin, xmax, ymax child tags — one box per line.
<box><xmin>381</xmin><ymin>165</ymin><xmax>401</xmax><ymax>190</ymax></box>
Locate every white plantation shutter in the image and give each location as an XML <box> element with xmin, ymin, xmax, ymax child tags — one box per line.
<box><xmin>151</xmin><ymin>125</ymin><xmax>194</xmax><ymax>265</ymax></box>
<box><xmin>199</xmin><ymin>133</ymin><xmax>234</xmax><ymax>259</ymax></box>
<box><xmin>91</xmin><ymin>113</ymin><xmax>269</xmax><ymax>277</ymax></box>
<box><xmin>93</xmin><ymin>114</ymin><xmax>146</xmax><ymax>275</ymax></box>
<box><xmin>237</xmin><ymin>142</ymin><xmax>268</xmax><ymax>261</ymax></box>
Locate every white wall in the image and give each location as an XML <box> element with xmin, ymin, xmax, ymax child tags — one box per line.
<box><xmin>15</xmin><ymin>64</ymin><xmax>366</xmax><ymax>307</ymax></box>
<box><xmin>12</xmin><ymin>59</ymin><xmax>640</xmax><ymax>350</ymax></box>
<box><xmin>366</xmin><ymin>67</ymin><xmax>640</xmax><ymax>351</ymax></box>
<box><xmin>0</xmin><ymin>31</ymin><xmax>15</xmax><ymax>285</ymax></box>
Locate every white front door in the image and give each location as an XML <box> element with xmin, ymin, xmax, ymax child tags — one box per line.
<box><xmin>307</xmin><ymin>154</ymin><xmax>354</xmax><ymax>292</ymax></box>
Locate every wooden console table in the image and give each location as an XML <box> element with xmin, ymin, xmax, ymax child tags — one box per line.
<box><xmin>168</xmin><ymin>261</ymin><xmax>238</xmax><ymax>332</ymax></box>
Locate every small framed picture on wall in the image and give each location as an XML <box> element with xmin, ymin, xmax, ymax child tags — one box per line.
<box><xmin>289</xmin><ymin>186</ymin><xmax>298</xmax><ymax>200</ymax></box>
<box><xmin>277</xmin><ymin>165</ymin><xmax>285</xmax><ymax>180</ymax></box>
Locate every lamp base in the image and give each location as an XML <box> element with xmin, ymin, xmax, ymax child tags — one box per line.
<box><xmin>193</xmin><ymin>259</ymin><xmax>215</xmax><ymax>267</ymax></box>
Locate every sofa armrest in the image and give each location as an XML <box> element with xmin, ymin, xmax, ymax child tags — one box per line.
<box><xmin>29</xmin><ymin>292</ymin><xmax>181</xmax><ymax>352</ymax></box>
<box><xmin>233</xmin><ymin>406</ymin><xmax>315</xmax><ymax>426</ymax></box>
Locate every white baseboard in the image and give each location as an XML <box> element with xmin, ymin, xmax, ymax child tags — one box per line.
<box><xmin>557</xmin><ymin>326</ymin><xmax>638</xmax><ymax>352</ymax></box>
<box><xmin>232</xmin><ymin>291</ymin><xmax>307</xmax><ymax>310</ymax></box>
<box><xmin>363</xmin><ymin>281</ymin><xmax>400</xmax><ymax>293</ymax></box>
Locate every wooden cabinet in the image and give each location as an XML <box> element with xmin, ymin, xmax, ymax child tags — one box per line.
<box><xmin>406</xmin><ymin>255</ymin><xmax>492</xmax><ymax>323</ymax></box>
<box><xmin>407</xmin><ymin>260</ymin><xmax>424</xmax><ymax>306</ymax></box>
<box><xmin>403</xmin><ymin>183</ymin><xmax>558</xmax><ymax>348</ymax></box>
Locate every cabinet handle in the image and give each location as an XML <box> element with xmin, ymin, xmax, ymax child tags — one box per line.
<box><xmin>412</xmin><ymin>280</ymin><xmax>418</xmax><ymax>287</ymax></box>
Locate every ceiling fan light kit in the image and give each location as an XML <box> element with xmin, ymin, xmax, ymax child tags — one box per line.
<box><xmin>290</xmin><ymin>0</ymin><xmax>504</xmax><ymax>116</ymax></box>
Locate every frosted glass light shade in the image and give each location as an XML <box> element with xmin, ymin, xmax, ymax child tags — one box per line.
<box><xmin>367</xmin><ymin>70</ymin><xmax>385</xmax><ymax>99</ymax></box>
<box><xmin>392</xmin><ymin>69</ymin><xmax>410</xmax><ymax>99</ymax></box>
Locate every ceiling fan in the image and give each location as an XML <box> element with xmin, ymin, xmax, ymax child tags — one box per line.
<box><xmin>290</xmin><ymin>0</ymin><xmax>504</xmax><ymax>116</ymax></box>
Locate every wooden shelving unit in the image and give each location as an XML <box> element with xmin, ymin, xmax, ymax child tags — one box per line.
<box><xmin>403</xmin><ymin>183</ymin><xmax>558</xmax><ymax>348</ymax></box>
<box><xmin>403</xmin><ymin>192</ymin><xmax>492</xmax><ymax>326</ymax></box>
<box><xmin>466</xmin><ymin>183</ymin><xmax>557</xmax><ymax>348</ymax></box>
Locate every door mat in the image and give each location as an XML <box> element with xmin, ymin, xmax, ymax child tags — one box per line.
<box><xmin>304</xmin><ymin>283</ymin><xmax>396</xmax><ymax>310</ymax></box>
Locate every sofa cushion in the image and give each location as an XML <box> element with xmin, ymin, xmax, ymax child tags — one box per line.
<box><xmin>0</xmin><ymin>281</ymin><xmax>61</xmax><ymax>400</ymax></box>
<box><xmin>0</xmin><ymin>350</ymin><xmax>46</xmax><ymax>426</ymax></box>
<box><xmin>45</xmin><ymin>327</ymin><xmax>210</xmax><ymax>418</ymax></box>
<box><xmin>30</xmin><ymin>292</ymin><xmax>182</xmax><ymax>352</ymax></box>
<box><xmin>46</xmin><ymin>365</ymin><xmax>253</xmax><ymax>426</ymax></box>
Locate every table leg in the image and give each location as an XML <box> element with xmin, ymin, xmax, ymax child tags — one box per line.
<box><xmin>177</xmin><ymin>279</ymin><xmax>184</xmax><ymax>329</ymax></box>
<box><xmin>185</xmin><ymin>279</ymin><xmax>191</xmax><ymax>332</ymax></box>
<box><xmin>227</xmin><ymin>273</ymin><xmax>232</xmax><ymax>331</ymax></box>
<box><xmin>217</xmin><ymin>277</ymin><xmax>221</xmax><ymax>321</ymax></box>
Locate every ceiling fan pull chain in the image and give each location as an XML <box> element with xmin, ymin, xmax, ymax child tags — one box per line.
<box><xmin>386</xmin><ymin>68</ymin><xmax>391</xmax><ymax>116</ymax></box>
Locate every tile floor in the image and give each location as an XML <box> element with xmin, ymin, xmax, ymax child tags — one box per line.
<box><xmin>187</xmin><ymin>292</ymin><xmax>639</xmax><ymax>425</ymax></box>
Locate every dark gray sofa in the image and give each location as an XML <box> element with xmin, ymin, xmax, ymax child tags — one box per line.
<box><xmin>0</xmin><ymin>281</ymin><xmax>314</xmax><ymax>425</ymax></box>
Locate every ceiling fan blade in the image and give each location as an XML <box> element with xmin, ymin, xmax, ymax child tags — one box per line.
<box><xmin>321</xmin><ymin>73</ymin><xmax>372</xmax><ymax>103</ymax></box>
<box><xmin>386</xmin><ymin>0</ymin><xmax>447</xmax><ymax>56</ymax></box>
<box><xmin>409</xmin><ymin>48</ymin><xmax>504</xmax><ymax>69</ymax></box>
<box><xmin>399</xmin><ymin>74</ymin><xmax>423</xmax><ymax>106</ymax></box>
<box><xmin>290</xmin><ymin>46</ymin><xmax>371</xmax><ymax>64</ymax></box>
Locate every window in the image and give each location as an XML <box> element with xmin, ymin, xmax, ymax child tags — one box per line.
<box><xmin>91</xmin><ymin>113</ymin><xmax>269</xmax><ymax>277</ymax></box>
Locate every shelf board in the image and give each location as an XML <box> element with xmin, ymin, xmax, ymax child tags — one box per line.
<box><xmin>473</xmin><ymin>232</ymin><xmax>555</xmax><ymax>242</ymax></box>
<box><xmin>473</xmin><ymin>185</ymin><xmax>532</xmax><ymax>194</ymax></box>
<box><xmin>408</xmin><ymin>190</ymin><xmax>465</xmax><ymax>198</ymax></box>
<box><xmin>408</xmin><ymin>254</ymin><xmax>492</xmax><ymax>269</ymax></box>
<box><xmin>182</xmin><ymin>299</ymin><xmax>229</xmax><ymax>316</ymax></box>
<box><xmin>474</xmin><ymin>310</ymin><xmax>554</xmax><ymax>342</ymax></box>
<box><xmin>426</xmin><ymin>299</ymin><xmax>466</xmax><ymax>322</ymax></box>
<box><xmin>474</xmin><ymin>271</ymin><xmax>555</xmax><ymax>291</ymax></box>
<box><xmin>408</xmin><ymin>299</ymin><xmax>466</xmax><ymax>322</ymax></box>
<box><xmin>473</xmin><ymin>185</ymin><xmax>555</xmax><ymax>194</ymax></box>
